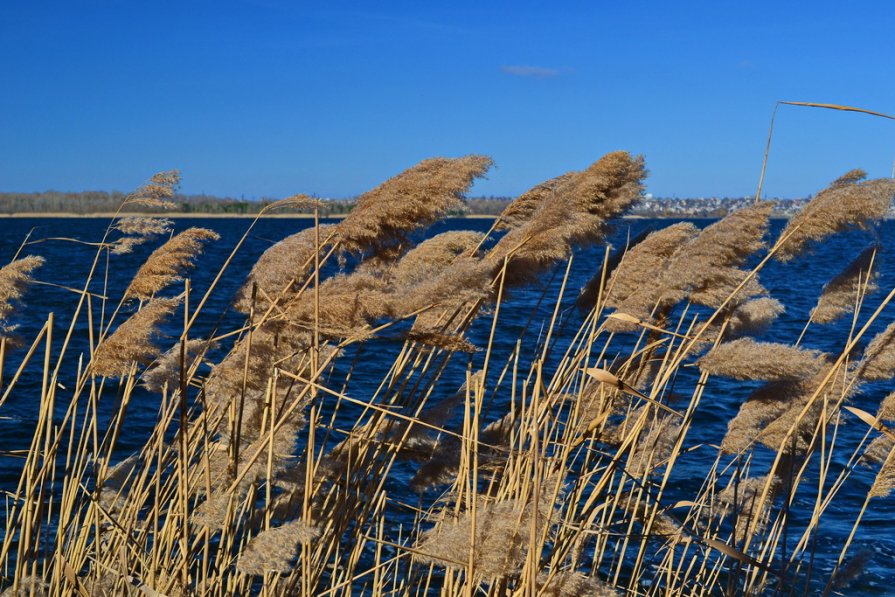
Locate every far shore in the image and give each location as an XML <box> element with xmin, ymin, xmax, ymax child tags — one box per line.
<box><xmin>0</xmin><ymin>212</ymin><xmax>506</xmax><ymax>219</ymax></box>
<box><xmin>0</xmin><ymin>212</ymin><xmax>806</xmax><ymax>220</ymax></box>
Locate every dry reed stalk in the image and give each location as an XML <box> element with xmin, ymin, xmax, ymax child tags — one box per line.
<box><xmin>91</xmin><ymin>297</ymin><xmax>181</xmax><ymax>377</ymax></box>
<box><xmin>125</xmin><ymin>228</ymin><xmax>219</xmax><ymax>300</ymax></box>
<box><xmin>775</xmin><ymin>170</ymin><xmax>895</xmax><ymax>261</ymax></box>
<box><xmin>811</xmin><ymin>246</ymin><xmax>878</xmax><ymax>324</ymax></box>
<box><xmin>10</xmin><ymin>156</ymin><xmax>895</xmax><ymax>597</ymax></box>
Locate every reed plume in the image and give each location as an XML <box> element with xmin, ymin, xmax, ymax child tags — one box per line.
<box><xmin>699</xmin><ymin>339</ymin><xmax>826</xmax><ymax>381</ymax></box>
<box><xmin>759</xmin><ymin>364</ymin><xmax>856</xmax><ymax>452</ymax></box>
<box><xmin>92</xmin><ymin>297</ymin><xmax>181</xmax><ymax>377</ymax></box>
<box><xmin>276</xmin><ymin>231</ymin><xmax>486</xmax><ymax>341</ymax></box>
<box><xmin>599</xmin><ymin>222</ymin><xmax>698</xmax><ymax>328</ymax></box>
<box><xmin>490</xmin><ymin>151</ymin><xmax>647</xmax><ymax>282</ymax></box>
<box><xmin>415</xmin><ymin>483</ymin><xmax>558</xmax><ymax>580</ymax></box>
<box><xmin>811</xmin><ymin>246</ymin><xmax>878</xmax><ymax>324</ymax></box>
<box><xmin>536</xmin><ymin>571</ymin><xmax>619</xmax><ymax>596</ymax></box>
<box><xmin>721</xmin><ymin>382</ymin><xmax>796</xmax><ymax>453</ymax></box>
<box><xmin>715</xmin><ymin>475</ymin><xmax>779</xmax><ymax>539</ymax></box>
<box><xmin>141</xmin><ymin>338</ymin><xmax>213</xmax><ymax>393</ymax></box>
<box><xmin>567</xmin><ymin>151</ymin><xmax>648</xmax><ymax>219</ymax></box>
<box><xmin>607</xmin><ymin>222</ymin><xmax>698</xmax><ymax>305</ymax></box>
<box><xmin>775</xmin><ymin>170</ymin><xmax>895</xmax><ymax>262</ymax></box>
<box><xmin>831</xmin><ymin>549</ymin><xmax>873</xmax><ymax>591</ymax></box>
<box><xmin>398</xmin><ymin>257</ymin><xmax>495</xmax><ymax>331</ymax></box>
<box><xmin>863</xmin><ymin>434</ymin><xmax>893</xmax><ymax>465</ymax></box>
<box><xmin>411</xmin><ymin>408</ymin><xmax>515</xmax><ymax>492</ymax></box>
<box><xmin>870</xmin><ymin>449</ymin><xmax>895</xmax><ymax>499</ymax></box>
<box><xmin>698</xmin><ymin>297</ymin><xmax>784</xmax><ymax>345</ymax></box>
<box><xmin>618</xmin><ymin>492</ymin><xmax>686</xmax><ymax>540</ymax></box>
<box><xmin>0</xmin><ymin>255</ymin><xmax>44</xmax><ymax>339</ymax></box>
<box><xmin>285</xmin><ymin>272</ymin><xmax>392</xmax><ymax>336</ymax></box>
<box><xmin>416</xmin><ymin>498</ymin><xmax>525</xmax><ymax>578</ymax></box>
<box><xmin>391</xmin><ymin>230</ymin><xmax>484</xmax><ymax>288</ymax></box>
<box><xmin>659</xmin><ymin>202</ymin><xmax>772</xmax><ymax>308</ymax></box>
<box><xmin>722</xmin><ymin>359</ymin><xmax>856</xmax><ymax>454</ymax></box>
<box><xmin>125</xmin><ymin>227</ymin><xmax>219</xmax><ymax>300</ymax></box>
<box><xmin>1</xmin><ymin>576</ymin><xmax>48</xmax><ymax>596</ymax></box>
<box><xmin>494</xmin><ymin>172</ymin><xmax>574</xmax><ymax>231</ymax></box>
<box><xmin>201</xmin><ymin>322</ymin><xmax>320</xmax><ymax>418</ymax></box>
<box><xmin>725</xmin><ymin>297</ymin><xmax>785</xmax><ymax>338</ymax></box>
<box><xmin>114</xmin><ymin>216</ymin><xmax>173</xmax><ymax>237</ymax></box>
<box><xmin>628</xmin><ymin>413</ymin><xmax>681</xmax><ymax>477</ymax></box>
<box><xmin>877</xmin><ymin>390</ymin><xmax>895</xmax><ymax>421</ymax></box>
<box><xmin>337</xmin><ymin>155</ymin><xmax>492</xmax><ymax>255</ymax></box>
<box><xmin>237</xmin><ymin>519</ymin><xmax>319</xmax><ymax>575</ymax></box>
<box><xmin>98</xmin><ymin>453</ymin><xmax>140</xmax><ymax>512</ymax></box>
<box><xmin>234</xmin><ymin>224</ymin><xmax>337</xmax><ymax>313</ymax></box>
<box><xmin>405</xmin><ymin>330</ymin><xmax>479</xmax><ymax>353</ymax></box>
<box><xmin>856</xmin><ymin>320</ymin><xmax>895</xmax><ymax>380</ymax></box>
<box><xmin>110</xmin><ymin>216</ymin><xmax>174</xmax><ymax>255</ymax></box>
<box><xmin>123</xmin><ymin>170</ymin><xmax>180</xmax><ymax>210</ymax></box>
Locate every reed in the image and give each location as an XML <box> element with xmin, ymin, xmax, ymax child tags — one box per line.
<box><xmin>1</xmin><ymin>150</ymin><xmax>894</xmax><ymax>597</ymax></box>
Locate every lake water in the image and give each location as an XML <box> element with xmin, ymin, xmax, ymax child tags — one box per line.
<box><xmin>1</xmin><ymin>216</ymin><xmax>894</xmax><ymax>594</ymax></box>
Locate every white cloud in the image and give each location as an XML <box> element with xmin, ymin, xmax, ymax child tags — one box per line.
<box><xmin>500</xmin><ymin>64</ymin><xmax>562</xmax><ymax>79</ymax></box>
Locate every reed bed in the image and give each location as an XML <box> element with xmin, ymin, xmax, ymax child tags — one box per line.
<box><xmin>0</xmin><ymin>157</ymin><xmax>894</xmax><ymax>597</ymax></box>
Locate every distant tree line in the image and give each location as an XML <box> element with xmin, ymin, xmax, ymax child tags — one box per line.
<box><xmin>0</xmin><ymin>191</ymin><xmax>515</xmax><ymax>216</ymax></box>
<box><xmin>3</xmin><ymin>191</ymin><xmax>819</xmax><ymax>218</ymax></box>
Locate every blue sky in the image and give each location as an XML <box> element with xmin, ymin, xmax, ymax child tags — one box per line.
<box><xmin>1</xmin><ymin>1</ymin><xmax>893</xmax><ymax>199</ymax></box>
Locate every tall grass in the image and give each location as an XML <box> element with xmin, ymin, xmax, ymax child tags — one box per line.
<box><xmin>0</xmin><ymin>155</ymin><xmax>894</xmax><ymax>596</ymax></box>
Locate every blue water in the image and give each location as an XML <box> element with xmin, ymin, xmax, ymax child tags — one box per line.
<box><xmin>1</xmin><ymin>216</ymin><xmax>894</xmax><ymax>594</ymax></box>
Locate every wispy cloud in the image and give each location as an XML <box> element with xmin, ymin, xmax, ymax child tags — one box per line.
<box><xmin>500</xmin><ymin>64</ymin><xmax>563</xmax><ymax>79</ymax></box>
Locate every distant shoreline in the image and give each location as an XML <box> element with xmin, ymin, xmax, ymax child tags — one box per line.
<box><xmin>0</xmin><ymin>212</ymin><xmax>803</xmax><ymax>220</ymax></box>
<box><xmin>0</xmin><ymin>212</ymin><xmax>507</xmax><ymax>219</ymax></box>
